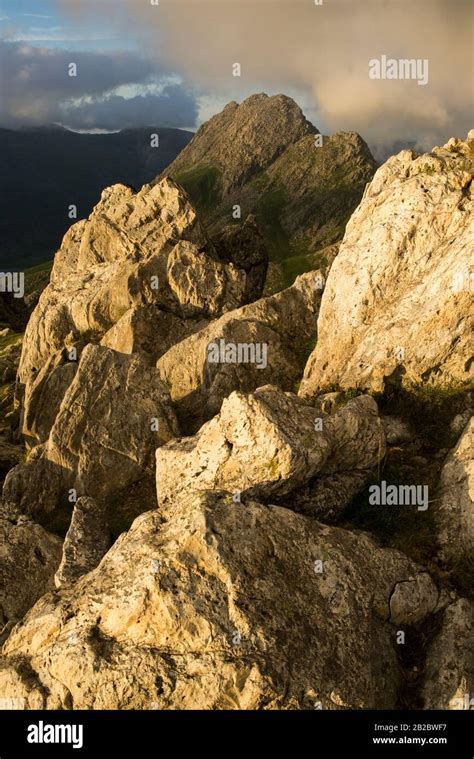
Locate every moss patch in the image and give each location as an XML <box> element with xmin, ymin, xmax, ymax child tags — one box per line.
<box><xmin>173</xmin><ymin>164</ymin><xmax>222</xmax><ymax>218</ymax></box>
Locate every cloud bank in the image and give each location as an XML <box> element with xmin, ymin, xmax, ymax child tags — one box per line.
<box><xmin>60</xmin><ymin>0</ymin><xmax>472</xmax><ymax>156</ymax></box>
<box><xmin>0</xmin><ymin>40</ymin><xmax>198</xmax><ymax>129</ymax></box>
<box><xmin>2</xmin><ymin>0</ymin><xmax>472</xmax><ymax>155</ymax></box>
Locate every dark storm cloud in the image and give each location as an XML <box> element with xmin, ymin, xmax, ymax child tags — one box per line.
<box><xmin>61</xmin><ymin>88</ymin><xmax>198</xmax><ymax>130</ymax></box>
<box><xmin>0</xmin><ymin>40</ymin><xmax>197</xmax><ymax>129</ymax></box>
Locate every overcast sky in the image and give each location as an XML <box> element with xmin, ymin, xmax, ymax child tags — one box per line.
<box><xmin>0</xmin><ymin>0</ymin><xmax>472</xmax><ymax>158</ymax></box>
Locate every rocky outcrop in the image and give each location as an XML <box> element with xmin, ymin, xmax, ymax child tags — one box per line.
<box><xmin>0</xmin><ymin>501</ymin><xmax>62</xmax><ymax>638</ymax></box>
<box><xmin>156</xmin><ymin>386</ymin><xmax>384</xmax><ymax>520</ymax></box>
<box><xmin>0</xmin><ymin>103</ymin><xmax>470</xmax><ymax>714</ymax></box>
<box><xmin>0</xmin><ymin>493</ymin><xmax>438</xmax><ymax>710</ymax></box>
<box><xmin>4</xmin><ymin>345</ymin><xmax>179</xmax><ymax>516</ymax></box>
<box><xmin>100</xmin><ymin>306</ymin><xmax>208</xmax><ymax>365</ymax></box>
<box><xmin>435</xmin><ymin>418</ymin><xmax>473</xmax><ymax>566</ymax></box>
<box><xmin>22</xmin><ymin>349</ymin><xmax>78</xmax><ymax>446</ymax></box>
<box><xmin>54</xmin><ymin>496</ymin><xmax>110</xmax><ymax>588</ymax></box>
<box><xmin>17</xmin><ymin>178</ymin><xmax>249</xmax><ymax>387</ymax></box>
<box><xmin>300</xmin><ymin>132</ymin><xmax>474</xmax><ymax>397</ymax></box>
<box><xmin>421</xmin><ymin>599</ymin><xmax>473</xmax><ymax>709</ymax></box>
<box><xmin>156</xmin><ymin>271</ymin><xmax>323</xmax><ymax>432</ymax></box>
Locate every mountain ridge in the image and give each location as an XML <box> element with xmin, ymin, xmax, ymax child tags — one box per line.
<box><xmin>161</xmin><ymin>93</ymin><xmax>377</xmax><ymax>286</ymax></box>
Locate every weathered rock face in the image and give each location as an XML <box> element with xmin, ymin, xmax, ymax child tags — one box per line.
<box><xmin>54</xmin><ymin>496</ymin><xmax>110</xmax><ymax>588</ymax></box>
<box><xmin>3</xmin><ymin>345</ymin><xmax>179</xmax><ymax>516</ymax></box>
<box><xmin>421</xmin><ymin>599</ymin><xmax>474</xmax><ymax>709</ymax></box>
<box><xmin>165</xmin><ymin>240</ymin><xmax>245</xmax><ymax>315</ymax></box>
<box><xmin>156</xmin><ymin>271</ymin><xmax>323</xmax><ymax>432</ymax></box>
<box><xmin>17</xmin><ymin>178</ymin><xmax>247</xmax><ymax>387</ymax></box>
<box><xmin>156</xmin><ymin>386</ymin><xmax>385</xmax><ymax>520</ymax></box>
<box><xmin>261</xmin><ymin>131</ymin><xmax>377</xmax><ymax>256</ymax></box>
<box><xmin>300</xmin><ymin>132</ymin><xmax>474</xmax><ymax>398</ymax></box>
<box><xmin>435</xmin><ymin>418</ymin><xmax>473</xmax><ymax>566</ymax></box>
<box><xmin>22</xmin><ymin>350</ymin><xmax>78</xmax><ymax>446</ymax></box>
<box><xmin>100</xmin><ymin>305</ymin><xmax>208</xmax><ymax>365</ymax></box>
<box><xmin>51</xmin><ymin>179</ymin><xmax>206</xmax><ymax>282</ymax></box>
<box><xmin>0</xmin><ymin>502</ymin><xmax>62</xmax><ymax>637</ymax></box>
<box><xmin>0</xmin><ymin>493</ymin><xmax>438</xmax><ymax>710</ymax></box>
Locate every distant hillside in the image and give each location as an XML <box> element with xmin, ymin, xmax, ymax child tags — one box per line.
<box><xmin>161</xmin><ymin>94</ymin><xmax>377</xmax><ymax>288</ymax></box>
<box><xmin>0</xmin><ymin>126</ymin><xmax>193</xmax><ymax>269</ymax></box>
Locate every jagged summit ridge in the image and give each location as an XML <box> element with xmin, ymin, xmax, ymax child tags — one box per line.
<box><xmin>162</xmin><ymin>93</ymin><xmax>318</xmax><ymax>195</ymax></box>
<box><xmin>161</xmin><ymin>93</ymin><xmax>376</xmax><ymax>270</ymax></box>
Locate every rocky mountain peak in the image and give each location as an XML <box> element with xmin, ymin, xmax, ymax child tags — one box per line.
<box><xmin>160</xmin><ymin>96</ymin><xmax>375</xmax><ymax>282</ymax></box>
<box><xmin>161</xmin><ymin>93</ymin><xmax>318</xmax><ymax>195</ymax></box>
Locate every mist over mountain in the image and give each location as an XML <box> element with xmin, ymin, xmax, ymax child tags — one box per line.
<box><xmin>0</xmin><ymin>126</ymin><xmax>192</xmax><ymax>269</ymax></box>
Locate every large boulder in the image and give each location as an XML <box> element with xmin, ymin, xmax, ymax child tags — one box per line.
<box><xmin>21</xmin><ymin>308</ymin><xmax>207</xmax><ymax>447</ymax></box>
<box><xmin>300</xmin><ymin>132</ymin><xmax>474</xmax><ymax>398</ymax></box>
<box><xmin>156</xmin><ymin>271</ymin><xmax>323</xmax><ymax>432</ymax></box>
<box><xmin>100</xmin><ymin>305</ymin><xmax>208</xmax><ymax>365</ymax></box>
<box><xmin>0</xmin><ymin>492</ymin><xmax>438</xmax><ymax>710</ymax></box>
<box><xmin>17</xmin><ymin>178</ymin><xmax>247</xmax><ymax>387</ymax></box>
<box><xmin>0</xmin><ymin>501</ymin><xmax>62</xmax><ymax>638</ymax></box>
<box><xmin>3</xmin><ymin>345</ymin><xmax>179</xmax><ymax>516</ymax></box>
<box><xmin>435</xmin><ymin>417</ymin><xmax>473</xmax><ymax>566</ymax></box>
<box><xmin>156</xmin><ymin>386</ymin><xmax>385</xmax><ymax>520</ymax></box>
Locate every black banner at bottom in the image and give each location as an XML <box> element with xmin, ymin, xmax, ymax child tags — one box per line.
<box><xmin>0</xmin><ymin>710</ymin><xmax>472</xmax><ymax>757</ymax></box>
